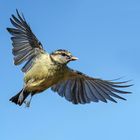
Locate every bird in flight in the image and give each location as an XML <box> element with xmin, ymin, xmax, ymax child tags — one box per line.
<box><xmin>7</xmin><ymin>10</ymin><xmax>132</xmax><ymax>107</ymax></box>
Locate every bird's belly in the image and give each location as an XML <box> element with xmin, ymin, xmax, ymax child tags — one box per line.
<box><xmin>27</xmin><ymin>79</ymin><xmax>55</xmax><ymax>93</ymax></box>
<box><xmin>25</xmin><ymin>68</ymin><xmax>65</xmax><ymax>93</ymax></box>
<box><xmin>26</xmin><ymin>77</ymin><xmax>55</xmax><ymax>93</ymax></box>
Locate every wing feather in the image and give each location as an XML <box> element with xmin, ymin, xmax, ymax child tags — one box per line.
<box><xmin>84</xmin><ymin>80</ymin><xmax>99</xmax><ymax>102</ymax></box>
<box><xmin>7</xmin><ymin>10</ymin><xmax>45</xmax><ymax>72</ymax></box>
<box><xmin>51</xmin><ymin>69</ymin><xmax>132</xmax><ymax>104</ymax></box>
<box><xmin>88</xmin><ymin>80</ymin><xmax>107</xmax><ymax>103</ymax></box>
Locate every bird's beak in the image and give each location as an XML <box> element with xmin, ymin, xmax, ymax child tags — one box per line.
<box><xmin>70</xmin><ymin>56</ymin><xmax>78</xmax><ymax>61</ymax></box>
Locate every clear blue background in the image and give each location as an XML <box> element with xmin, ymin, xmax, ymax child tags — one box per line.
<box><xmin>0</xmin><ymin>0</ymin><xmax>139</xmax><ymax>140</ymax></box>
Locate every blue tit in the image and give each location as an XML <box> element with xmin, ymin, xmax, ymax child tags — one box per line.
<box><xmin>7</xmin><ymin>10</ymin><xmax>132</xmax><ymax>107</ymax></box>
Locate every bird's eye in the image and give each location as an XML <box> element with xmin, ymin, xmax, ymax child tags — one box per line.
<box><xmin>62</xmin><ymin>53</ymin><xmax>66</xmax><ymax>56</ymax></box>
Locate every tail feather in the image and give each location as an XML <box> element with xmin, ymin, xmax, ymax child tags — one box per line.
<box><xmin>10</xmin><ymin>89</ymin><xmax>30</xmax><ymax>106</ymax></box>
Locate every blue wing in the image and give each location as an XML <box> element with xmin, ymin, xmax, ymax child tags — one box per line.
<box><xmin>7</xmin><ymin>10</ymin><xmax>45</xmax><ymax>73</ymax></box>
<box><xmin>51</xmin><ymin>69</ymin><xmax>132</xmax><ymax>104</ymax></box>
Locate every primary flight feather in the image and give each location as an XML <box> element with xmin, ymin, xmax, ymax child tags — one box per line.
<box><xmin>7</xmin><ymin>10</ymin><xmax>132</xmax><ymax>107</ymax></box>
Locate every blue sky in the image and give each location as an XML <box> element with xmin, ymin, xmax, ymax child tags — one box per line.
<box><xmin>0</xmin><ymin>0</ymin><xmax>139</xmax><ymax>140</ymax></box>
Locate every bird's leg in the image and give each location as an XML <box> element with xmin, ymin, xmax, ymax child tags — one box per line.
<box><xmin>24</xmin><ymin>95</ymin><xmax>33</xmax><ymax>108</ymax></box>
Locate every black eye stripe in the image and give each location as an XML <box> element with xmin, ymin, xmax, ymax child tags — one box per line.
<box><xmin>61</xmin><ymin>53</ymin><xmax>71</xmax><ymax>59</ymax></box>
<box><xmin>61</xmin><ymin>53</ymin><xmax>67</xmax><ymax>56</ymax></box>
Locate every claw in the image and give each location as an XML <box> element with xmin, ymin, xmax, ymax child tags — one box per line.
<box><xmin>26</xmin><ymin>101</ymin><xmax>31</xmax><ymax>107</ymax></box>
<box><xmin>23</xmin><ymin>100</ymin><xmax>30</xmax><ymax>107</ymax></box>
<box><xmin>23</xmin><ymin>96</ymin><xmax>33</xmax><ymax>108</ymax></box>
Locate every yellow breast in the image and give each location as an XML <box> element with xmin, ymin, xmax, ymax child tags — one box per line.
<box><xmin>24</xmin><ymin>53</ymin><xmax>66</xmax><ymax>92</ymax></box>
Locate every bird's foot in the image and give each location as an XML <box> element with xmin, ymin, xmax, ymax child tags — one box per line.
<box><xmin>24</xmin><ymin>100</ymin><xmax>31</xmax><ymax>108</ymax></box>
<box><xmin>24</xmin><ymin>95</ymin><xmax>33</xmax><ymax>108</ymax></box>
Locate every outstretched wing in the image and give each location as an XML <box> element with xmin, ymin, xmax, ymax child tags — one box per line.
<box><xmin>7</xmin><ymin>10</ymin><xmax>45</xmax><ymax>73</ymax></box>
<box><xmin>51</xmin><ymin>69</ymin><xmax>132</xmax><ymax>104</ymax></box>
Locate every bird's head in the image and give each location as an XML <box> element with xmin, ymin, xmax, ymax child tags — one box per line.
<box><xmin>50</xmin><ymin>49</ymin><xmax>78</xmax><ymax>65</ymax></box>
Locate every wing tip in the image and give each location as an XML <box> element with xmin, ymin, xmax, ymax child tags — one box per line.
<box><xmin>7</xmin><ymin>27</ymin><xmax>11</xmax><ymax>32</ymax></box>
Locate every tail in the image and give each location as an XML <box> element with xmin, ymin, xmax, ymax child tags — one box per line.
<box><xmin>9</xmin><ymin>89</ymin><xmax>30</xmax><ymax>106</ymax></box>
